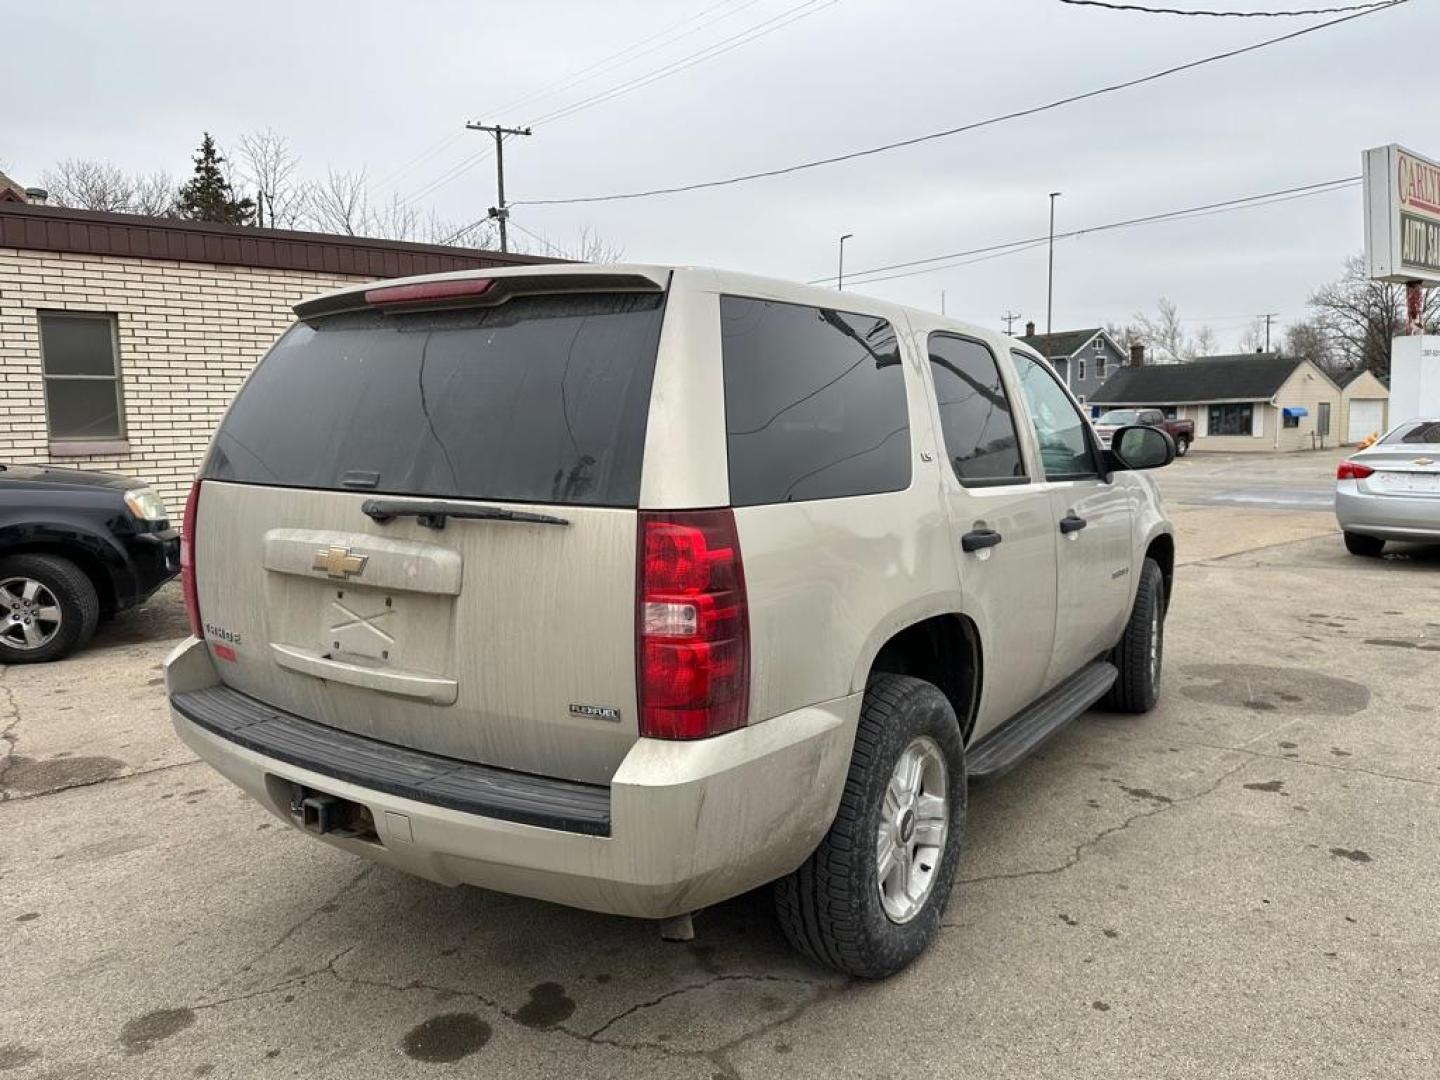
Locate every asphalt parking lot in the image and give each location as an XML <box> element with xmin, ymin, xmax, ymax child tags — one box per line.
<box><xmin>3</xmin><ymin>450</ymin><xmax>1438</xmax><ymax>1079</ymax></box>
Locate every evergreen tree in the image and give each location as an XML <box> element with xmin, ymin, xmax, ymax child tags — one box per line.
<box><xmin>175</xmin><ymin>133</ymin><xmax>255</xmax><ymax>225</ymax></box>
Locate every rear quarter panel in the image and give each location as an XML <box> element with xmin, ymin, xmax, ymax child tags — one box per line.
<box><xmin>691</xmin><ymin>285</ymin><xmax>961</xmax><ymax>724</ymax></box>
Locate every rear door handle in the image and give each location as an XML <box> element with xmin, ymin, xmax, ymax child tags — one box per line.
<box><xmin>961</xmin><ymin>528</ymin><xmax>1003</xmax><ymax>553</ymax></box>
<box><xmin>1059</xmin><ymin>514</ymin><xmax>1088</xmax><ymax>534</ymax></box>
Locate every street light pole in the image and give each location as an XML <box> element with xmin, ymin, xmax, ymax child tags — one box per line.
<box><xmin>1046</xmin><ymin>192</ymin><xmax>1061</xmax><ymax>338</ymax></box>
<box><xmin>837</xmin><ymin>233</ymin><xmax>853</xmax><ymax>291</ymax></box>
<box><xmin>1046</xmin><ymin>191</ymin><xmax>1061</xmax><ymax>383</ymax></box>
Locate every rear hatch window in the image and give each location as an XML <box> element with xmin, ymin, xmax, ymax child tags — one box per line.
<box><xmin>205</xmin><ymin>292</ymin><xmax>665</xmax><ymax>506</ymax></box>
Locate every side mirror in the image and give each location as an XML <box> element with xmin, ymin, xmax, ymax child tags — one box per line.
<box><xmin>1109</xmin><ymin>424</ymin><xmax>1175</xmax><ymax>471</ymax></box>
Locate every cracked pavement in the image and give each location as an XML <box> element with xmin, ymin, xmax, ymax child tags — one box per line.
<box><xmin>3</xmin><ymin>453</ymin><xmax>1439</xmax><ymax>1078</ymax></box>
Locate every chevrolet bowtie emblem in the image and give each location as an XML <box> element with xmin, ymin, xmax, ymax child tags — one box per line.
<box><xmin>312</xmin><ymin>546</ymin><xmax>368</xmax><ymax>580</ymax></box>
<box><xmin>1416</xmin><ymin>457</ymin><xmax>1435</xmax><ymax>466</ymax></box>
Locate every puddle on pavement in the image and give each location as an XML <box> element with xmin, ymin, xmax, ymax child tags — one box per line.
<box><xmin>401</xmin><ymin>1013</ymin><xmax>492</xmax><ymax>1062</ymax></box>
<box><xmin>1180</xmin><ymin>664</ymin><xmax>1369</xmax><ymax>716</ymax></box>
<box><xmin>119</xmin><ymin>1007</ymin><xmax>195</xmax><ymax>1054</ymax></box>
<box><xmin>0</xmin><ymin>754</ymin><xmax>124</xmax><ymax>795</ymax></box>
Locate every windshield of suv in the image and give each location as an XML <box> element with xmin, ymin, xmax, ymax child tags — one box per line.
<box><xmin>204</xmin><ymin>292</ymin><xmax>665</xmax><ymax>507</ymax></box>
<box><xmin>1096</xmin><ymin>410</ymin><xmax>1139</xmax><ymax>426</ymax></box>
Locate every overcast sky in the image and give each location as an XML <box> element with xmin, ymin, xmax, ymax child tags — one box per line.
<box><xmin>6</xmin><ymin>0</ymin><xmax>1432</xmax><ymax>347</ymax></box>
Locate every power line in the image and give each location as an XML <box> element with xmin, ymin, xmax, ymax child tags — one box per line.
<box><xmin>492</xmin><ymin>0</ymin><xmax>767</xmax><ymax>119</ymax></box>
<box><xmin>811</xmin><ymin>177</ymin><xmax>1358</xmax><ymax>283</ymax></box>
<box><xmin>523</xmin><ymin>0</ymin><xmax>840</xmax><ymax>128</ymax></box>
<box><xmin>373</xmin><ymin>130</ymin><xmax>469</xmax><ymax>191</ymax></box>
<box><xmin>507</xmin><ymin>218</ymin><xmax>568</xmax><ymax>256</ymax></box>
<box><xmin>1057</xmin><ymin>0</ymin><xmax>1394</xmax><ymax>15</ymax></box>
<box><xmin>820</xmin><ymin>177</ymin><xmax>1360</xmax><ymax>287</ymax></box>
<box><xmin>403</xmin><ymin>0</ymin><xmax>836</xmax><ymax>207</ymax></box>
<box><xmin>845</xmin><ymin>182</ymin><xmax>1361</xmax><ymax>287</ymax></box>
<box><xmin>515</xmin><ymin>1</ymin><xmax>1405</xmax><ymax>207</ymax></box>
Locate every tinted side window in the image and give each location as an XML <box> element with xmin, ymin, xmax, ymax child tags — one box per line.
<box><xmin>928</xmin><ymin>334</ymin><xmax>1025</xmax><ymax>485</ymax></box>
<box><xmin>1012</xmin><ymin>352</ymin><xmax>1099</xmax><ymax>480</ymax></box>
<box><xmin>722</xmin><ymin>296</ymin><xmax>910</xmax><ymax>505</ymax></box>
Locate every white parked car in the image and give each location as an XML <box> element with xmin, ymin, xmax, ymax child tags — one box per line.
<box><xmin>1336</xmin><ymin>418</ymin><xmax>1440</xmax><ymax>556</ymax></box>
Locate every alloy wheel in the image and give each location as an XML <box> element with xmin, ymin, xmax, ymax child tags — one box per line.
<box><xmin>876</xmin><ymin>736</ymin><xmax>949</xmax><ymax>923</ymax></box>
<box><xmin>0</xmin><ymin>577</ymin><xmax>63</xmax><ymax>651</ymax></box>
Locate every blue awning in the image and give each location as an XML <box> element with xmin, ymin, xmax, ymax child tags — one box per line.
<box><xmin>1282</xmin><ymin>406</ymin><xmax>1309</xmax><ymax>418</ymax></box>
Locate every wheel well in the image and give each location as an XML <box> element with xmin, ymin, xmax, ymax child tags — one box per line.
<box><xmin>0</xmin><ymin>543</ymin><xmax>116</xmax><ymax>614</ymax></box>
<box><xmin>1145</xmin><ymin>533</ymin><xmax>1175</xmax><ymax>613</ymax></box>
<box><xmin>869</xmin><ymin>615</ymin><xmax>980</xmax><ymax>744</ymax></box>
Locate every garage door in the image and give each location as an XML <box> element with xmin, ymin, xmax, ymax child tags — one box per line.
<box><xmin>1348</xmin><ymin>398</ymin><xmax>1385</xmax><ymax>443</ymax></box>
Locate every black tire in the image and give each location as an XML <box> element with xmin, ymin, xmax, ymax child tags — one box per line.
<box><xmin>0</xmin><ymin>554</ymin><xmax>101</xmax><ymax>664</ymax></box>
<box><xmin>1343</xmin><ymin>531</ymin><xmax>1385</xmax><ymax>558</ymax></box>
<box><xmin>774</xmin><ymin>674</ymin><xmax>966</xmax><ymax>979</ymax></box>
<box><xmin>1101</xmin><ymin>557</ymin><xmax>1165</xmax><ymax>714</ymax></box>
<box><xmin>1174</xmin><ymin>436</ymin><xmax>1190</xmax><ymax>457</ymax></box>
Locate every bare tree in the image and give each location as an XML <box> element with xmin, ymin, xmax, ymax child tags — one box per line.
<box><xmin>304</xmin><ymin>167</ymin><xmax>369</xmax><ymax>235</ymax></box>
<box><xmin>237</xmin><ymin>129</ymin><xmax>305</xmax><ymax>228</ymax></box>
<box><xmin>299</xmin><ymin>168</ymin><xmax>476</xmax><ymax>244</ymax></box>
<box><xmin>507</xmin><ymin>221</ymin><xmax>624</xmax><ymax>262</ymax></box>
<box><xmin>132</xmin><ymin>173</ymin><xmax>177</xmax><ymax>216</ymax></box>
<box><xmin>1133</xmin><ymin>298</ymin><xmax>1188</xmax><ymax>363</ymax></box>
<box><xmin>1308</xmin><ymin>255</ymin><xmax>1440</xmax><ymax>378</ymax></box>
<box><xmin>1283</xmin><ymin>318</ymin><xmax>1338</xmax><ymax>372</ymax></box>
<box><xmin>1237</xmin><ymin>320</ymin><xmax>1267</xmax><ymax>355</ymax></box>
<box><xmin>1107</xmin><ymin>299</ymin><xmax>1218</xmax><ymax>363</ymax></box>
<box><xmin>41</xmin><ymin>158</ymin><xmax>176</xmax><ymax>215</ymax></box>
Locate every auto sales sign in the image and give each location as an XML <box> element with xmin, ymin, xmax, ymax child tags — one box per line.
<box><xmin>1366</xmin><ymin>144</ymin><xmax>1440</xmax><ymax>285</ymax></box>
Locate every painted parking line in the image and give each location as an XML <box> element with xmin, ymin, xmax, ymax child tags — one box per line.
<box><xmin>1189</xmin><ymin>487</ymin><xmax>1336</xmax><ymax>511</ymax></box>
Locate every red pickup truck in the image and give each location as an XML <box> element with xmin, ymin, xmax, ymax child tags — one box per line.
<box><xmin>1093</xmin><ymin>408</ymin><xmax>1194</xmax><ymax>456</ymax></box>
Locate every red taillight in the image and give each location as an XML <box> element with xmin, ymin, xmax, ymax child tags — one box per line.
<box><xmin>364</xmin><ymin>278</ymin><xmax>494</xmax><ymax>306</ymax></box>
<box><xmin>1338</xmin><ymin>460</ymin><xmax>1374</xmax><ymax>481</ymax></box>
<box><xmin>181</xmin><ymin>479</ymin><xmax>203</xmax><ymax>639</ymax></box>
<box><xmin>637</xmin><ymin>510</ymin><xmax>749</xmax><ymax>740</ymax></box>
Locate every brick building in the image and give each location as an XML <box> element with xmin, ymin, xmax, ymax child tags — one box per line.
<box><xmin>0</xmin><ymin>200</ymin><xmax>546</xmax><ymax>511</ymax></box>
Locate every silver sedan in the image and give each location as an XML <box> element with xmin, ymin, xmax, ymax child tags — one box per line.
<box><xmin>1336</xmin><ymin>418</ymin><xmax>1440</xmax><ymax>556</ymax></box>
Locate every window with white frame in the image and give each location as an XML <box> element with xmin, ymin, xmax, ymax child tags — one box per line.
<box><xmin>38</xmin><ymin>312</ymin><xmax>125</xmax><ymax>441</ymax></box>
<box><xmin>1208</xmin><ymin>403</ymin><xmax>1253</xmax><ymax>436</ymax></box>
<box><xmin>1077</xmin><ymin>358</ymin><xmax>1086</xmax><ymax>381</ymax></box>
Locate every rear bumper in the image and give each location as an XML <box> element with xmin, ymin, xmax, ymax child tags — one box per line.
<box><xmin>165</xmin><ymin>637</ymin><xmax>859</xmax><ymax>919</ymax></box>
<box><xmin>1335</xmin><ymin>486</ymin><xmax>1440</xmax><ymax>541</ymax></box>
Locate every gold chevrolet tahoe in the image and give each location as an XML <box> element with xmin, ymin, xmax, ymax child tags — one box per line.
<box><xmin>165</xmin><ymin>264</ymin><xmax>1175</xmax><ymax>978</ymax></box>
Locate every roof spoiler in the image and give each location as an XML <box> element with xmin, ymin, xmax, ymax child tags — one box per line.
<box><xmin>293</xmin><ymin>269</ymin><xmax>667</xmax><ymax>323</ymax></box>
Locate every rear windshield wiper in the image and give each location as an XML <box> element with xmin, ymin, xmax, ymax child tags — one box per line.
<box><xmin>361</xmin><ymin>499</ymin><xmax>570</xmax><ymax>530</ymax></box>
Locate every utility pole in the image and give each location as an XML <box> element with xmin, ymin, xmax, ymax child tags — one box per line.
<box><xmin>465</xmin><ymin>121</ymin><xmax>532</xmax><ymax>253</ymax></box>
<box><xmin>837</xmin><ymin>233</ymin><xmax>853</xmax><ymax>291</ymax></box>
<box><xmin>1002</xmin><ymin>310</ymin><xmax>1021</xmax><ymax>335</ymax></box>
<box><xmin>1259</xmin><ymin>312</ymin><xmax>1279</xmax><ymax>352</ymax></box>
<box><xmin>941</xmin><ymin>290</ymin><xmax>946</xmax><ymax>315</ymax></box>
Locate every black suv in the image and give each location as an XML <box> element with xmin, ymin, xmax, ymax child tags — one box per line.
<box><xmin>0</xmin><ymin>463</ymin><xmax>179</xmax><ymax>663</ymax></box>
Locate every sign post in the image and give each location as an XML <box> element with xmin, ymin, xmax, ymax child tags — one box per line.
<box><xmin>1365</xmin><ymin>145</ymin><xmax>1440</xmax><ymax>422</ymax></box>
